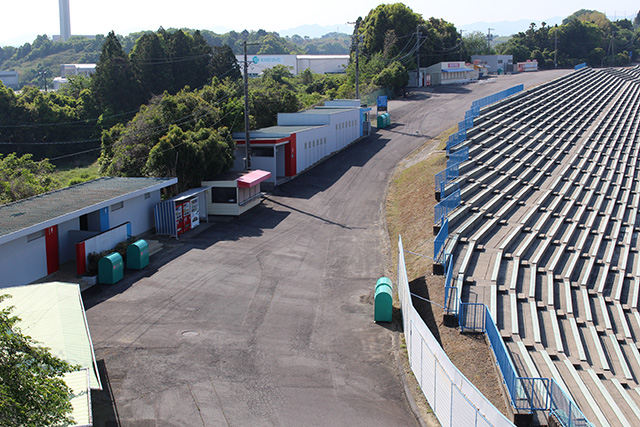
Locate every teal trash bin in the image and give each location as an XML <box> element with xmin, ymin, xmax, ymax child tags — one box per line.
<box><xmin>98</xmin><ymin>252</ymin><xmax>123</xmax><ymax>285</ymax></box>
<box><xmin>374</xmin><ymin>277</ymin><xmax>393</xmax><ymax>322</ymax></box>
<box><xmin>385</xmin><ymin>113</ymin><xmax>391</xmax><ymax>127</ymax></box>
<box><xmin>377</xmin><ymin>114</ymin><xmax>385</xmax><ymax>128</ymax></box>
<box><xmin>126</xmin><ymin>239</ymin><xmax>149</xmax><ymax>270</ymax></box>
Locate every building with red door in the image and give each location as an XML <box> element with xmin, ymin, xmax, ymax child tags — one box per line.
<box><xmin>0</xmin><ymin>177</ymin><xmax>176</xmax><ymax>288</ymax></box>
<box><xmin>233</xmin><ymin>100</ymin><xmax>371</xmax><ymax>185</ymax></box>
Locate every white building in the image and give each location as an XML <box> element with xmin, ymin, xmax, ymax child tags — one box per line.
<box><xmin>236</xmin><ymin>54</ymin><xmax>349</xmax><ymax>76</ymax></box>
<box><xmin>60</xmin><ymin>64</ymin><xmax>96</xmax><ymax>77</ymax></box>
<box><xmin>0</xmin><ymin>177</ymin><xmax>176</xmax><ymax>288</ymax></box>
<box><xmin>53</xmin><ymin>63</ymin><xmax>97</xmax><ymax>90</ymax></box>
<box><xmin>0</xmin><ymin>71</ymin><xmax>19</xmax><ymax>90</ymax></box>
<box><xmin>232</xmin><ymin>100</ymin><xmax>371</xmax><ymax>185</ymax></box>
<box><xmin>422</xmin><ymin>61</ymin><xmax>479</xmax><ymax>86</ymax></box>
<box><xmin>471</xmin><ymin>55</ymin><xmax>514</xmax><ymax>74</ymax></box>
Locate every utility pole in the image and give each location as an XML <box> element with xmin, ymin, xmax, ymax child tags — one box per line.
<box><xmin>415</xmin><ymin>24</ymin><xmax>427</xmax><ymax>85</ymax></box>
<box><xmin>487</xmin><ymin>28</ymin><xmax>495</xmax><ymax>52</ymax></box>
<box><xmin>243</xmin><ymin>41</ymin><xmax>259</xmax><ymax>171</ymax></box>
<box><xmin>459</xmin><ymin>30</ymin><xmax>466</xmax><ymax>61</ymax></box>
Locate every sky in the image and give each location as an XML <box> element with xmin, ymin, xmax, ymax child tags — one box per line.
<box><xmin>1</xmin><ymin>0</ymin><xmax>639</xmax><ymax>47</ymax></box>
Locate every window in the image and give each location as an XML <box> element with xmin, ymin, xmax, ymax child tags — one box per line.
<box><xmin>251</xmin><ymin>146</ymin><xmax>274</xmax><ymax>157</ymax></box>
<box><xmin>111</xmin><ymin>201</ymin><xmax>124</xmax><ymax>211</ymax></box>
<box><xmin>144</xmin><ymin>192</ymin><xmax>151</xmax><ymax>199</ymax></box>
<box><xmin>27</xmin><ymin>230</ymin><xmax>44</xmax><ymax>242</ymax></box>
<box><xmin>211</xmin><ymin>187</ymin><xmax>237</xmax><ymax>204</ymax></box>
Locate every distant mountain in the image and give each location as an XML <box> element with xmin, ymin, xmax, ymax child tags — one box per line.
<box><xmin>278</xmin><ymin>24</ymin><xmax>353</xmax><ymax>38</ymax></box>
<box><xmin>459</xmin><ymin>17</ymin><xmax>564</xmax><ymax>37</ymax></box>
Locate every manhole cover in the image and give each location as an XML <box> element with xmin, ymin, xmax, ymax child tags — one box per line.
<box><xmin>181</xmin><ymin>331</ymin><xmax>199</xmax><ymax>337</ymax></box>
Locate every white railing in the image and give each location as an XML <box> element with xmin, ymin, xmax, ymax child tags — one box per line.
<box><xmin>397</xmin><ymin>235</ymin><xmax>515</xmax><ymax>427</ymax></box>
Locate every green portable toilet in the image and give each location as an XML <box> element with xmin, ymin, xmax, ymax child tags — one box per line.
<box><xmin>98</xmin><ymin>252</ymin><xmax>123</xmax><ymax>285</ymax></box>
<box><xmin>126</xmin><ymin>239</ymin><xmax>149</xmax><ymax>270</ymax></box>
<box><xmin>374</xmin><ymin>276</ymin><xmax>393</xmax><ymax>322</ymax></box>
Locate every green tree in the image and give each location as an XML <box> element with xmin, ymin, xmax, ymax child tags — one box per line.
<box><xmin>130</xmin><ymin>32</ymin><xmax>172</xmax><ymax>98</ymax></box>
<box><xmin>91</xmin><ymin>31</ymin><xmax>144</xmax><ymax>115</ymax></box>
<box><xmin>146</xmin><ymin>125</ymin><xmax>234</xmax><ymax>189</ymax></box>
<box><xmin>463</xmin><ymin>31</ymin><xmax>493</xmax><ymax>58</ymax></box>
<box><xmin>0</xmin><ymin>295</ymin><xmax>77</xmax><ymax>426</ymax></box>
<box><xmin>165</xmin><ymin>29</ymin><xmax>198</xmax><ymax>93</ymax></box>
<box><xmin>0</xmin><ymin>153</ymin><xmax>55</xmax><ymax>203</ymax></box>
<box><xmin>249</xmin><ymin>65</ymin><xmax>300</xmax><ymax>128</ymax></box>
<box><xmin>360</xmin><ymin>3</ymin><xmax>424</xmax><ymax>57</ymax></box>
<box><xmin>374</xmin><ymin>61</ymin><xmax>408</xmax><ymax>95</ymax></box>
<box><xmin>210</xmin><ymin>45</ymin><xmax>241</xmax><ymax>81</ymax></box>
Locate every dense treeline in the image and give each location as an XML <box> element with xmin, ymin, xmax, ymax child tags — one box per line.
<box><xmin>0</xmin><ymin>25</ymin><xmax>351</xmax><ymax>196</ymax></box>
<box><xmin>0</xmin><ymin>29</ymin><xmax>350</xmax><ymax>89</ymax></box>
<box><xmin>0</xmin><ymin>29</ymin><xmax>242</xmax><ymax>162</ymax></box>
<box><xmin>497</xmin><ymin>10</ymin><xmax>640</xmax><ymax>68</ymax></box>
<box><xmin>3</xmin><ymin>4</ymin><xmax>640</xmax><ymax>201</ymax></box>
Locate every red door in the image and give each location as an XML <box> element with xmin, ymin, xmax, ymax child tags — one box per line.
<box><xmin>45</xmin><ymin>225</ymin><xmax>59</xmax><ymax>274</ymax></box>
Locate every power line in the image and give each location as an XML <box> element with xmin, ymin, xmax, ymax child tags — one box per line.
<box><xmin>0</xmin><ymin>63</ymin><xmax>242</xmax><ymax>130</ymax></box>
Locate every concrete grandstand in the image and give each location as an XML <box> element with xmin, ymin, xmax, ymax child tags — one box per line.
<box><xmin>440</xmin><ymin>65</ymin><xmax>640</xmax><ymax>426</ymax></box>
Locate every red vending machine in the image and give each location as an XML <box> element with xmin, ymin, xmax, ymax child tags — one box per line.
<box><xmin>181</xmin><ymin>201</ymin><xmax>191</xmax><ymax>234</ymax></box>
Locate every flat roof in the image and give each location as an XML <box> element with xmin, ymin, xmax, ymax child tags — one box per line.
<box><xmin>0</xmin><ymin>282</ymin><xmax>101</xmax><ymax>389</ymax></box>
<box><xmin>0</xmin><ymin>177</ymin><xmax>177</xmax><ymax>244</ymax></box>
<box><xmin>285</xmin><ymin>107</ymin><xmax>356</xmax><ymax>115</ymax></box>
<box><xmin>233</xmin><ymin>125</ymin><xmax>325</xmax><ymax>140</ymax></box>
<box><xmin>296</xmin><ymin>55</ymin><xmax>350</xmax><ymax>60</ymax></box>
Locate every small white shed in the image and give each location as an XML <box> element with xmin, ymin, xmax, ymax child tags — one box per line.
<box><xmin>202</xmin><ymin>170</ymin><xmax>271</xmax><ymax>216</ymax></box>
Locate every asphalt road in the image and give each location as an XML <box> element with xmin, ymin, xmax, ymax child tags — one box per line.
<box><xmin>84</xmin><ymin>70</ymin><xmax>571</xmax><ymax>427</ymax></box>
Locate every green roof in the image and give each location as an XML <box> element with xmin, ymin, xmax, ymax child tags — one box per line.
<box><xmin>0</xmin><ymin>282</ymin><xmax>101</xmax><ymax>390</ymax></box>
<box><xmin>0</xmin><ymin>177</ymin><xmax>176</xmax><ymax>243</ymax></box>
<box><xmin>64</xmin><ymin>369</ymin><xmax>92</xmax><ymax>427</ymax></box>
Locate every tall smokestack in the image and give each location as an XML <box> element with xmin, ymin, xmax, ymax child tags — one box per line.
<box><xmin>59</xmin><ymin>0</ymin><xmax>71</xmax><ymax>42</ymax></box>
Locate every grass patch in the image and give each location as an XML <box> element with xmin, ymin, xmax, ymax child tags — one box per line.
<box><xmin>51</xmin><ymin>161</ymin><xmax>100</xmax><ymax>188</ymax></box>
<box><xmin>385</xmin><ymin>127</ymin><xmax>509</xmax><ymax>419</ymax></box>
<box><xmin>386</xmin><ymin>136</ymin><xmax>448</xmax><ymax>278</ymax></box>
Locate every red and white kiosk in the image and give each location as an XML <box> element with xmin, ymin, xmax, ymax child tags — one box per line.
<box><xmin>202</xmin><ymin>169</ymin><xmax>271</xmax><ymax>216</ymax></box>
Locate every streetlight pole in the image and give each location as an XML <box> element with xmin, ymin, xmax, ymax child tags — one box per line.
<box><xmin>487</xmin><ymin>28</ymin><xmax>495</xmax><ymax>52</ymax></box>
<box><xmin>39</xmin><ymin>70</ymin><xmax>48</xmax><ymax>92</ymax></box>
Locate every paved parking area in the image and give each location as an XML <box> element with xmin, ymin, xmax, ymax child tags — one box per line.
<box><xmin>83</xmin><ymin>70</ymin><xmax>570</xmax><ymax>426</ymax></box>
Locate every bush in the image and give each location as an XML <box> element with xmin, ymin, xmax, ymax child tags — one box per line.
<box><xmin>85</xmin><ymin>236</ymin><xmax>136</xmax><ymax>276</ymax></box>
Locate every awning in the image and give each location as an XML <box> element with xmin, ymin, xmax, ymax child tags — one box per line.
<box><xmin>441</xmin><ymin>68</ymin><xmax>472</xmax><ymax>72</ymax></box>
<box><xmin>170</xmin><ymin>186</ymin><xmax>211</xmax><ymax>202</ymax></box>
<box><xmin>237</xmin><ymin>170</ymin><xmax>272</xmax><ymax>188</ymax></box>
<box><xmin>0</xmin><ymin>282</ymin><xmax>102</xmax><ymax>390</ymax></box>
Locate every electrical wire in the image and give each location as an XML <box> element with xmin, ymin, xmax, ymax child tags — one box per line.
<box><xmin>0</xmin><ymin>63</ymin><xmax>241</xmax><ymax>129</ymax></box>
